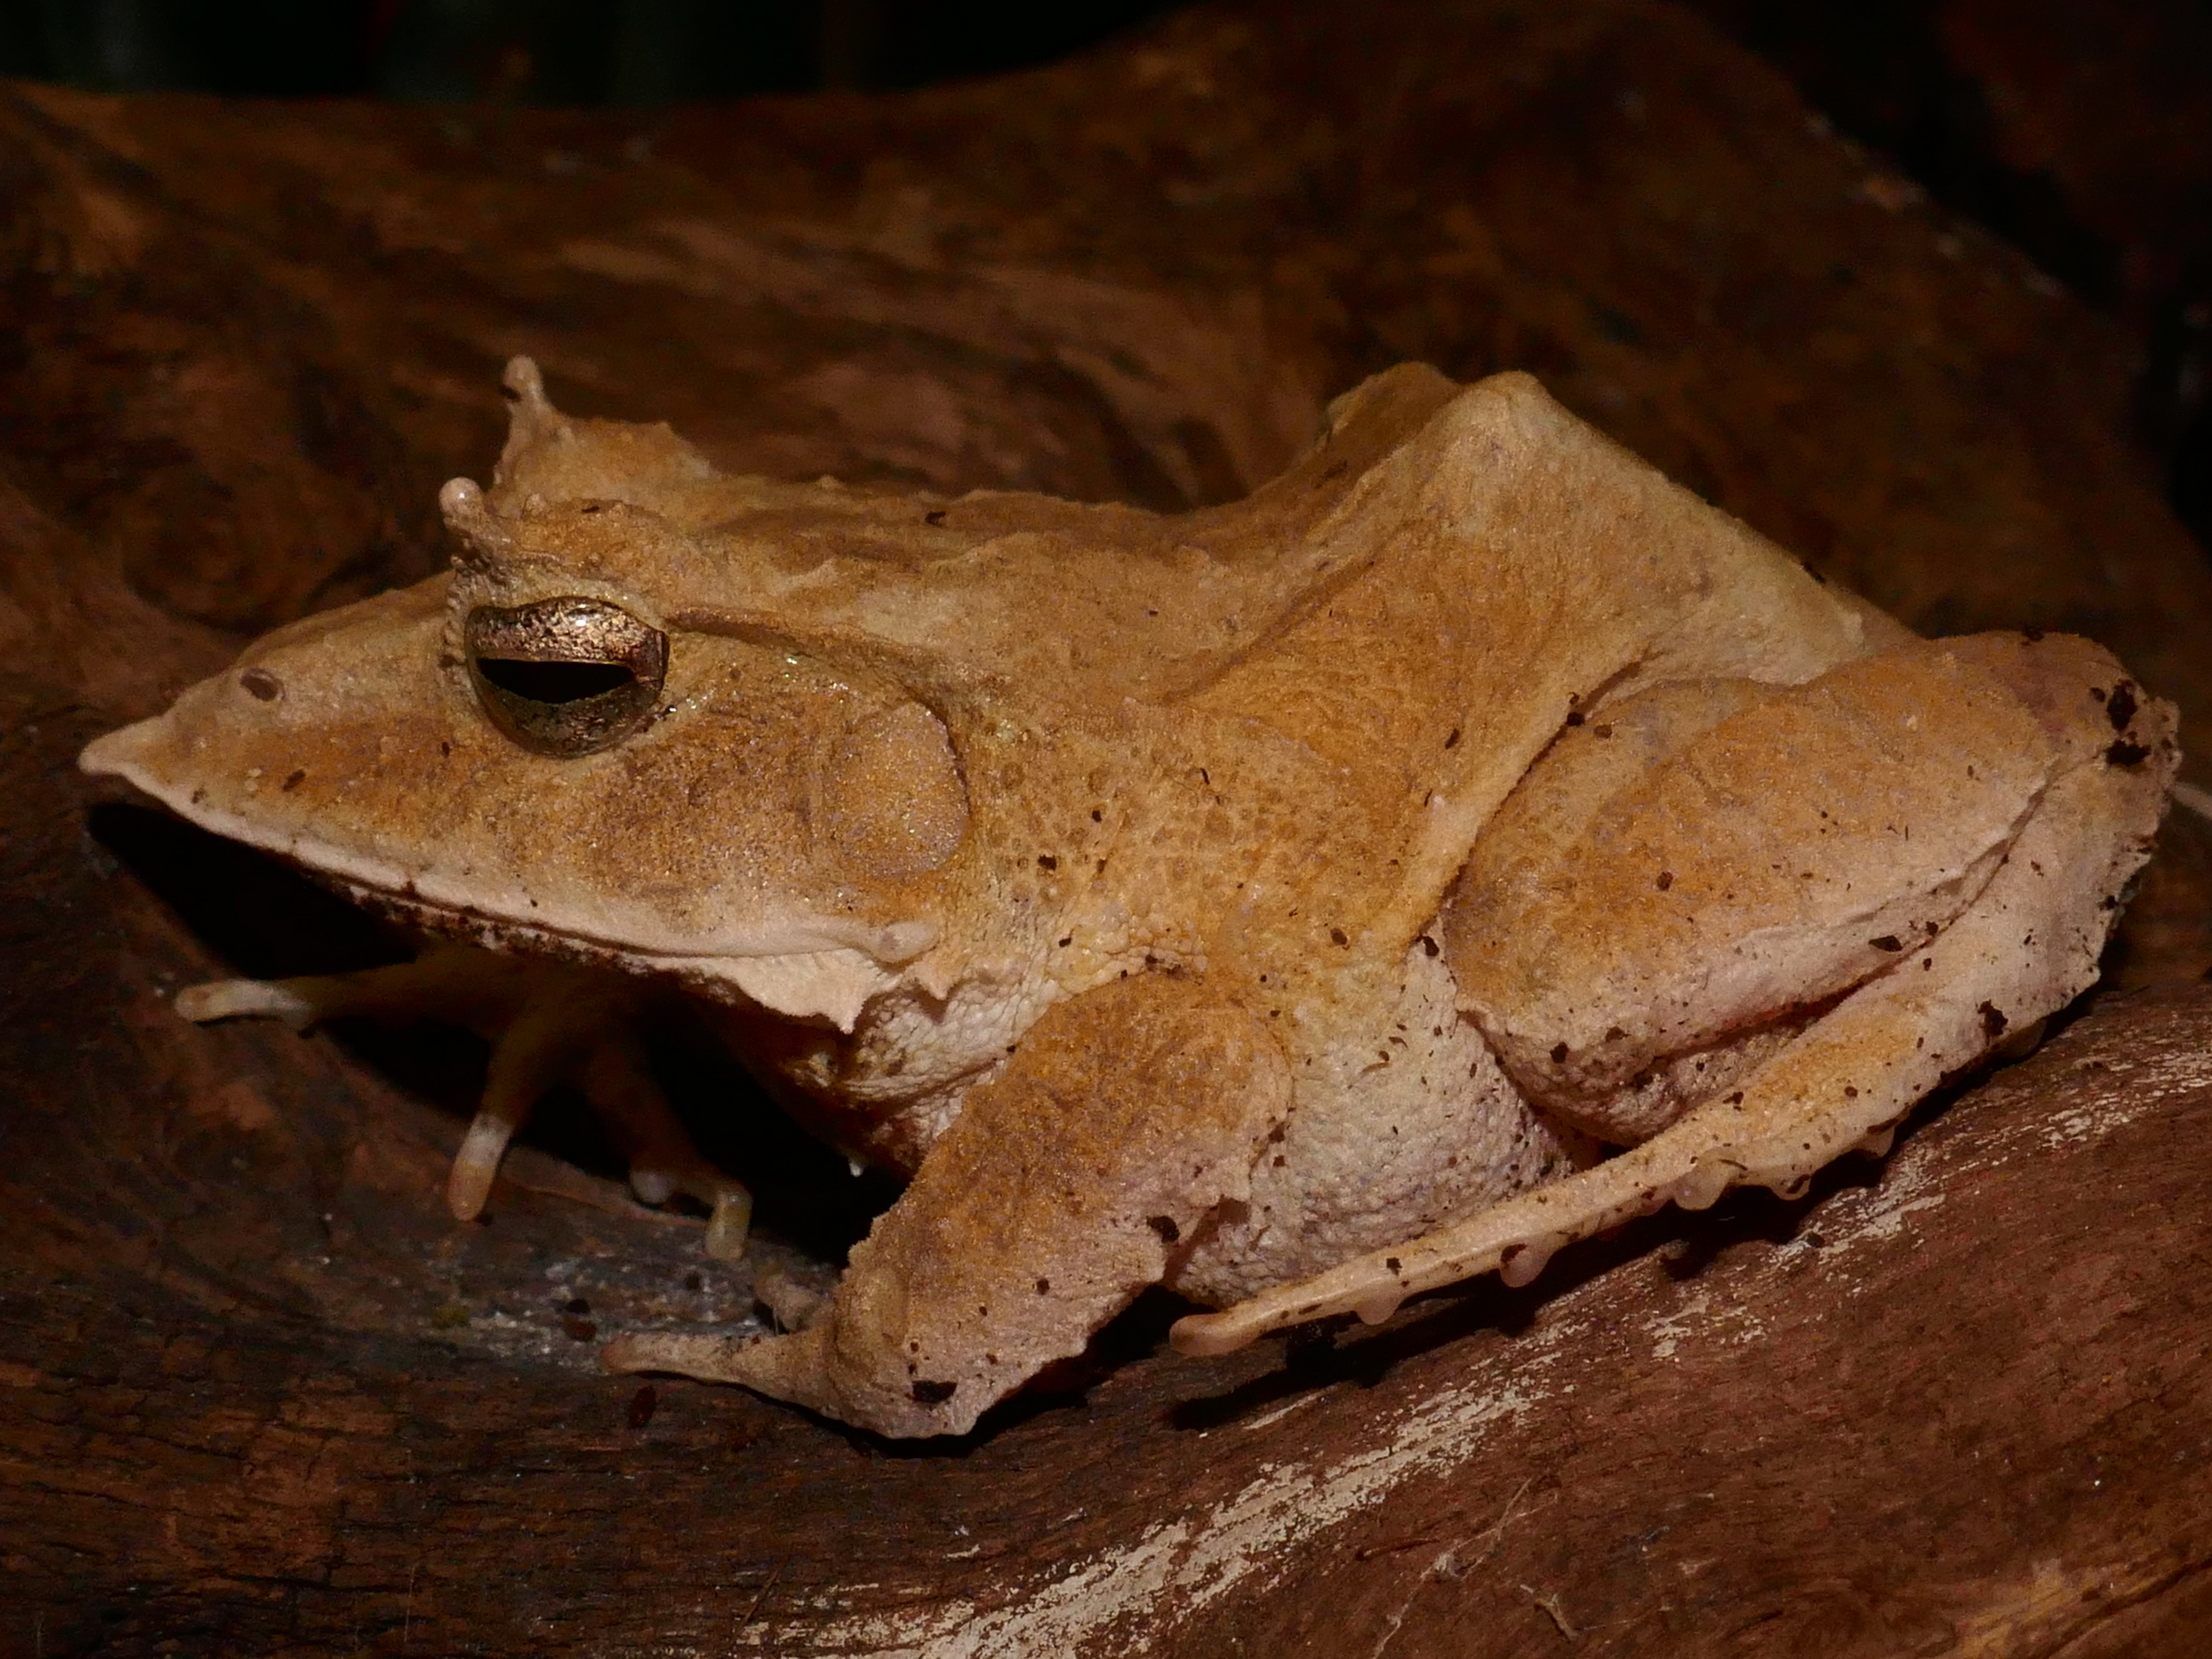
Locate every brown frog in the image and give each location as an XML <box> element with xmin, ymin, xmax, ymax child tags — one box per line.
<box><xmin>81</xmin><ymin>358</ymin><xmax>2178</xmax><ymax>1436</ymax></box>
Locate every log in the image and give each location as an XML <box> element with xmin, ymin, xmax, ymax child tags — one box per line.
<box><xmin>3</xmin><ymin>1</ymin><xmax>2209</xmax><ymax>1652</ymax></box>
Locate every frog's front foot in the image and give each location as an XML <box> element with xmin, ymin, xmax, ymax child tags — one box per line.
<box><xmin>608</xmin><ymin>972</ymin><xmax>1293</xmax><ymax>1436</ymax></box>
<box><xmin>177</xmin><ymin>944</ymin><xmax>752</xmax><ymax>1256</ymax></box>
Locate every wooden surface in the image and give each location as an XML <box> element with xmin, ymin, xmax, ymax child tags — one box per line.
<box><xmin>4</xmin><ymin>0</ymin><xmax>2211</xmax><ymax>1652</ymax></box>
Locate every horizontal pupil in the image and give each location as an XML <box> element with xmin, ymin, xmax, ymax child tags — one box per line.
<box><xmin>476</xmin><ymin>656</ymin><xmax>635</xmax><ymax>705</ymax></box>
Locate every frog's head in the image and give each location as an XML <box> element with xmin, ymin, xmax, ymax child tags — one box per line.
<box><xmin>80</xmin><ymin>380</ymin><xmax>1002</xmax><ymax>1030</ymax></box>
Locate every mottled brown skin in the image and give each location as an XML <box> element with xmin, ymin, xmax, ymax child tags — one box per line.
<box><xmin>80</xmin><ymin>359</ymin><xmax>2178</xmax><ymax>1435</ymax></box>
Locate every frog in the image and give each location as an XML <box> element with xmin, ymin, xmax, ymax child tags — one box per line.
<box><xmin>79</xmin><ymin>356</ymin><xmax>2179</xmax><ymax>1437</ymax></box>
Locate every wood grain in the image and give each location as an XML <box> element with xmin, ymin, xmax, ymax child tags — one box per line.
<box><xmin>4</xmin><ymin>0</ymin><xmax>2209</xmax><ymax>1652</ymax></box>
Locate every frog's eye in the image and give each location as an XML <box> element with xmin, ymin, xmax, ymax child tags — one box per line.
<box><xmin>464</xmin><ymin>597</ymin><xmax>667</xmax><ymax>757</ymax></box>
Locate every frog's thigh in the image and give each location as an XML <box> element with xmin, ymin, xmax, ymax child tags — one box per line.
<box><xmin>1174</xmin><ymin>663</ymin><xmax>2171</xmax><ymax>1358</ymax></box>
<box><xmin>1451</xmin><ymin>638</ymin><xmax>2063</xmax><ymax>1140</ymax></box>
<box><xmin>604</xmin><ymin>973</ymin><xmax>1290</xmax><ymax>1436</ymax></box>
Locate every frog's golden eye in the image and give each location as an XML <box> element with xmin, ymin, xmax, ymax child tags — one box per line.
<box><xmin>465</xmin><ymin>597</ymin><xmax>667</xmax><ymax>757</ymax></box>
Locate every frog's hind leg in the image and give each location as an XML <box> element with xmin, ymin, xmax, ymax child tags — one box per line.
<box><xmin>178</xmin><ymin>945</ymin><xmax>750</xmax><ymax>1254</ymax></box>
<box><xmin>1172</xmin><ymin>637</ymin><xmax>2176</xmax><ymax>1357</ymax></box>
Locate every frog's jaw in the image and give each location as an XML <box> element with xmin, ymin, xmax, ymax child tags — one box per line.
<box><xmin>80</xmin><ymin>702</ymin><xmax>940</xmax><ymax>1034</ymax></box>
<box><xmin>314</xmin><ymin>874</ymin><xmax>913</xmax><ymax>1033</ymax></box>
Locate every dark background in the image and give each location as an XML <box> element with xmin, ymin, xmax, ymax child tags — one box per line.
<box><xmin>3</xmin><ymin>0</ymin><xmax>2205</xmax><ymax>542</ymax></box>
<box><xmin>0</xmin><ymin>0</ymin><xmax>1184</xmax><ymax>98</ymax></box>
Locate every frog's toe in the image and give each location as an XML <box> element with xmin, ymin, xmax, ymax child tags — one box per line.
<box><xmin>439</xmin><ymin>988</ymin><xmax>598</xmax><ymax>1219</ymax></box>
<box><xmin>604</xmin><ymin>1326</ymin><xmax>788</xmax><ymax>1381</ymax></box>
<box><xmin>176</xmin><ymin>959</ymin><xmax>469</xmax><ymax>1030</ymax></box>
<box><xmin>177</xmin><ymin>948</ymin><xmax>507</xmax><ymax>1031</ymax></box>
<box><xmin>626</xmin><ymin>1165</ymin><xmax>752</xmax><ymax>1259</ymax></box>
<box><xmin>446</xmin><ymin>1104</ymin><xmax>524</xmax><ymax>1221</ymax></box>
<box><xmin>175</xmin><ymin>975</ymin><xmax>327</xmax><ymax>1029</ymax></box>
<box><xmin>602</xmin><ymin>1325</ymin><xmax>854</xmax><ymax>1421</ymax></box>
<box><xmin>577</xmin><ymin>1036</ymin><xmax>753</xmax><ymax>1257</ymax></box>
<box><xmin>751</xmin><ymin>1266</ymin><xmax>827</xmax><ymax>1331</ymax></box>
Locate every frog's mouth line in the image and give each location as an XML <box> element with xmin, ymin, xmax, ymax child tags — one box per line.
<box><xmin>80</xmin><ymin>732</ymin><xmax>942</xmax><ymax>985</ymax></box>
<box><xmin>327</xmin><ymin>879</ymin><xmax>906</xmax><ymax>1031</ymax></box>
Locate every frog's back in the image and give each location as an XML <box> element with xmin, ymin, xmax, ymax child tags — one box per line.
<box><xmin>485</xmin><ymin>358</ymin><xmax>1892</xmax><ymax>951</ymax></box>
<box><xmin>480</xmin><ymin>359</ymin><xmax>1454</xmax><ymax>698</ymax></box>
<box><xmin>1174</xmin><ymin>369</ymin><xmax>1897</xmax><ymax>954</ymax></box>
